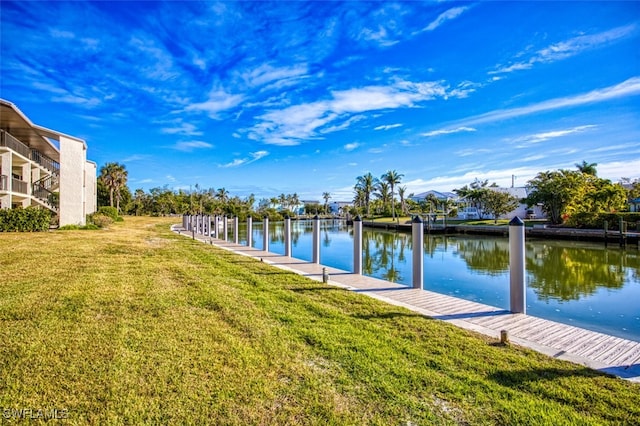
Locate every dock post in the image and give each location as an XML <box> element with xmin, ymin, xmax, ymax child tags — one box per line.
<box><xmin>353</xmin><ymin>216</ymin><xmax>363</xmax><ymax>275</ymax></box>
<box><xmin>509</xmin><ymin>217</ymin><xmax>526</xmax><ymax>314</ymax></box>
<box><xmin>223</xmin><ymin>216</ymin><xmax>228</xmax><ymax>241</ymax></box>
<box><xmin>604</xmin><ymin>220</ymin><xmax>608</xmax><ymax>248</ymax></box>
<box><xmin>284</xmin><ymin>215</ymin><xmax>292</xmax><ymax>257</ymax></box>
<box><xmin>312</xmin><ymin>214</ymin><xmax>320</xmax><ymax>264</ymax></box>
<box><xmin>233</xmin><ymin>216</ymin><xmax>239</xmax><ymax>244</ymax></box>
<box><xmin>412</xmin><ymin>215</ymin><xmax>424</xmax><ymax>289</ymax></box>
<box><xmin>263</xmin><ymin>216</ymin><xmax>269</xmax><ymax>252</ymax></box>
<box><xmin>206</xmin><ymin>215</ymin><xmax>211</xmax><ymax>237</ymax></box>
<box><xmin>247</xmin><ymin>216</ymin><xmax>253</xmax><ymax>247</ymax></box>
<box><xmin>619</xmin><ymin>217</ymin><xmax>626</xmax><ymax>248</ymax></box>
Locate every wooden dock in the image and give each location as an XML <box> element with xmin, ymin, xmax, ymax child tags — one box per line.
<box><xmin>174</xmin><ymin>227</ymin><xmax>640</xmax><ymax>383</ymax></box>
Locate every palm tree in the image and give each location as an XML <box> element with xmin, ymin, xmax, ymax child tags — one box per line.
<box><xmin>322</xmin><ymin>192</ymin><xmax>331</xmax><ymax>214</ymax></box>
<box><xmin>382</xmin><ymin>170</ymin><xmax>403</xmax><ymax>221</ymax></box>
<box><xmin>355</xmin><ymin>173</ymin><xmax>377</xmax><ymax>217</ymax></box>
<box><xmin>576</xmin><ymin>160</ymin><xmax>598</xmax><ymax>176</ymax></box>
<box><xmin>398</xmin><ymin>185</ymin><xmax>407</xmax><ymax>216</ymax></box>
<box><xmin>375</xmin><ymin>181</ymin><xmax>391</xmax><ymax>215</ymax></box>
<box><xmin>215</xmin><ymin>187</ymin><xmax>229</xmax><ymax>203</ymax></box>
<box><xmin>99</xmin><ymin>162</ymin><xmax>128</xmax><ymax>211</ymax></box>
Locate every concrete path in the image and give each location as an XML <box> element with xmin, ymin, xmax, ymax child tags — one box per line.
<box><xmin>173</xmin><ymin>226</ymin><xmax>640</xmax><ymax>383</ymax></box>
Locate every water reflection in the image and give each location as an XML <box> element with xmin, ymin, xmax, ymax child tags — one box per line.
<box><xmin>237</xmin><ymin>219</ymin><xmax>640</xmax><ymax>340</ymax></box>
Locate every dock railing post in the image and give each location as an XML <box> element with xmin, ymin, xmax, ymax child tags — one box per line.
<box><xmin>233</xmin><ymin>216</ymin><xmax>239</xmax><ymax>244</ymax></box>
<box><xmin>412</xmin><ymin>215</ymin><xmax>424</xmax><ymax>289</ymax></box>
<box><xmin>284</xmin><ymin>215</ymin><xmax>292</xmax><ymax>257</ymax></box>
<box><xmin>263</xmin><ymin>216</ymin><xmax>269</xmax><ymax>252</ymax></box>
<box><xmin>247</xmin><ymin>216</ymin><xmax>253</xmax><ymax>247</ymax></box>
<box><xmin>312</xmin><ymin>214</ymin><xmax>320</xmax><ymax>264</ymax></box>
<box><xmin>353</xmin><ymin>216</ymin><xmax>362</xmax><ymax>275</ymax></box>
<box><xmin>207</xmin><ymin>215</ymin><xmax>212</xmax><ymax>237</ymax></box>
<box><xmin>509</xmin><ymin>216</ymin><xmax>526</xmax><ymax>314</ymax></box>
<box><xmin>223</xmin><ymin>216</ymin><xmax>228</xmax><ymax>241</ymax></box>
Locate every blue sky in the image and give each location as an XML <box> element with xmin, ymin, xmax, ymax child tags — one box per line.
<box><xmin>1</xmin><ymin>1</ymin><xmax>639</xmax><ymax>202</ymax></box>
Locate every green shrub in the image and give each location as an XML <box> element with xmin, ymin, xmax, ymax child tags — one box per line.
<box><xmin>90</xmin><ymin>214</ymin><xmax>114</xmax><ymax>228</ymax></box>
<box><xmin>97</xmin><ymin>206</ymin><xmax>119</xmax><ymax>221</ymax></box>
<box><xmin>0</xmin><ymin>207</ymin><xmax>52</xmax><ymax>232</ymax></box>
<box><xmin>567</xmin><ymin>212</ymin><xmax>640</xmax><ymax>230</ymax></box>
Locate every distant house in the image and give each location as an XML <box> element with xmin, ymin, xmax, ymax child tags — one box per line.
<box><xmin>629</xmin><ymin>198</ymin><xmax>640</xmax><ymax>213</ymax></box>
<box><xmin>487</xmin><ymin>187</ymin><xmax>545</xmax><ymax>220</ymax></box>
<box><xmin>409</xmin><ymin>190</ymin><xmax>458</xmax><ymax>204</ymax></box>
<box><xmin>328</xmin><ymin>201</ymin><xmax>351</xmax><ymax>215</ymax></box>
<box><xmin>0</xmin><ymin>99</ymin><xmax>96</xmax><ymax>226</ymax></box>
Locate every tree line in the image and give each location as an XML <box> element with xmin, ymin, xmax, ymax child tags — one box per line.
<box><xmin>98</xmin><ymin>161</ymin><xmax>639</xmax><ymax>225</ymax></box>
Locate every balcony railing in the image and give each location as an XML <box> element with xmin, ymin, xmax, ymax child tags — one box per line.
<box><xmin>0</xmin><ymin>174</ymin><xmax>7</xmax><ymax>191</ymax></box>
<box><xmin>0</xmin><ymin>130</ymin><xmax>60</xmax><ymax>175</ymax></box>
<box><xmin>12</xmin><ymin>178</ymin><xmax>28</xmax><ymax>194</ymax></box>
<box><xmin>0</xmin><ymin>129</ymin><xmax>31</xmax><ymax>158</ymax></box>
<box><xmin>31</xmin><ymin>150</ymin><xmax>60</xmax><ymax>175</ymax></box>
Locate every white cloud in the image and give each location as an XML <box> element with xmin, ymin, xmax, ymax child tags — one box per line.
<box><xmin>173</xmin><ymin>141</ymin><xmax>214</xmax><ymax>152</ymax></box>
<box><xmin>219</xmin><ymin>150</ymin><xmax>269</xmax><ymax>168</ymax></box>
<box><xmin>455</xmin><ymin>77</ymin><xmax>640</xmax><ymax>127</ymax></box>
<box><xmin>455</xmin><ymin>148</ymin><xmax>491</xmax><ymax>157</ymax></box>
<box><xmin>511</xmin><ymin>125</ymin><xmax>597</xmax><ymax>146</ymax></box>
<box><xmin>344</xmin><ymin>142</ymin><xmax>360</xmax><ymax>151</ymax></box>
<box><xmin>374</xmin><ymin>123</ymin><xmax>403</xmax><ymax>131</ymax></box>
<box><xmin>248</xmin><ymin>79</ymin><xmax>450</xmax><ymax>145</ymax></box>
<box><xmin>161</xmin><ymin>121</ymin><xmax>203</xmax><ymax>136</ymax></box>
<box><xmin>186</xmin><ymin>86</ymin><xmax>245</xmax><ymax>119</ymax></box>
<box><xmin>420</xmin><ymin>6</ymin><xmax>470</xmax><ymax>32</ymax></box>
<box><xmin>492</xmin><ymin>24</ymin><xmax>637</xmax><ymax>74</ymax></box>
<box><xmin>422</xmin><ymin>126</ymin><xmax>476</xmax><ymax>137</ymax></box>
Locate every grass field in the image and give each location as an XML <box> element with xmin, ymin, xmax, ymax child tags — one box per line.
<box><xmin>1</xmin><ymin>216</ymin><xmax>638</xmax><ymax>425</ymax></box>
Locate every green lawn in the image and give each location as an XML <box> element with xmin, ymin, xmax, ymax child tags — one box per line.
<box><xmin>1</xmin><ymin>217</ymin><xmax>638</xmax><ymax>425</ymax></box>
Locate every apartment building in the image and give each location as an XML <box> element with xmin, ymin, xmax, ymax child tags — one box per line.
<box><xmin>0</xmin><ymin>99</ymin><xmax>96</xmax><ymax>226</ymax></box>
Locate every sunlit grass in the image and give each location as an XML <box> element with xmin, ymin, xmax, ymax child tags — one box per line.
<box><xmin>1</xmin><ymin>216</ymin><xmax>637</xmax><ymax>424</ymax></box>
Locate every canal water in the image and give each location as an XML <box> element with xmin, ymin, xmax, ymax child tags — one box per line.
<box><xmin>238</xmin><ymin>219</ymin><xmax>640</xmax><ymax>342</ymax></box>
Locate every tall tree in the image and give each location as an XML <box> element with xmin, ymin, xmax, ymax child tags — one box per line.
<box><xmin>382</xmin><ymin>170</ymin><xmax>403</xmax><ymax>221</ymax></box>
<box><xmin>99</xmin><ymin>162</ymin><xmax>128</xmax><ymax>212</ymax></box>
<box><xmin>322</xmin><ymin>192</ymin><xmax>331</xmax><ymax>214</ymax></box>
<box><xmin>355</xmin><ymin>173</ymin><xmax>377</xmax><ymax>217</ymax></box>
<box><xmin>398</xmin><ymin>185</ymin><xmax>407</xmax><ymax>216</ymax></box>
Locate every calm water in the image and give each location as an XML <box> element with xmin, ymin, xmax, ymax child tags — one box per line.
<box><xmin>237</xmin><ymin>219</ymin><xmax>640</xmax><ymax>342</ymax></box>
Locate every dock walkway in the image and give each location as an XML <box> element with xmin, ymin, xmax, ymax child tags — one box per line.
<box><xmin>173</xmin><ymin>226</ymin><xmax>640</xmax><ymax>382</ymax></box>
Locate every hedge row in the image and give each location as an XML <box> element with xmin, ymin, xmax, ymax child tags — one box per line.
<box><xmin>568</xmin><ymin>212</ymin><xmax>640</xmax><ymax>230</ymax></box>
<box><xmin>0</xmin><ymin>207</ymin><xmax>52</xmax><ymax>232</ymax></box>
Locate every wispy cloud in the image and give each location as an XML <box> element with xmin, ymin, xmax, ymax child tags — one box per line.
<box><xmin>374</xmin><ymin>123</ymin><xmax>403</xmax><ymax>131</ymax></box>
<box><xmin>219</xmin><ymin>150</ymin><xmax>269</xmax><ymax>168</ymax></box>
<box><xmin>419</xmin><ymin>6</ymin><xmax>471</xmax><ymax>33</ymax></box>
<box><xmin>344</xmin><ymin>142</ymin><xmax>360</xmax><ymax>151</ymax></box>
<box><xmin>511</xmin><ymin>125</ymin><xmax>597</xmax><ymax>146</ymax></box>
<box><xmin>173</xmin><ymin>141</ymin><xmax>214</xmax><ymax>152</ymax></box>
<box><xmin>456</xmin><ymin>77</ymin><xmax>640</xmax><ymax>127</ymax></box>
<box><xmin>249</xmin><ymin>79</ymin><xmax>449</xmax><ymax>145</ymax></box>
<box><xmin>455</xmin><ymin>148</ymin><xmax>491</xmax><ymax>157</ymax></box>
<box><xmin>422</xmin><ymin>126</ymin><xmax>476</xmax><ymax>137</ymax></box>
<box><xmin>160</xmin><ymin>120</ymin><xmax>203</xmax><ymax>136</ymax></box>
<box><xmin>186</xmin><ymin>86</ymin><xmax>245</xmax><ymax>119</ymax></box>
<box><xmin>492</xmin><ymin>24</ymin><xmax>637</xmax><ymax>74</ymax></box>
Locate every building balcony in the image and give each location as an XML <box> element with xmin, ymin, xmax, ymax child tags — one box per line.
<box><xmin>11</xmin><ymin>177</ymin><xmax>28</xmax><ymax>194</ymax></box>
<box><xmin>0</xmin><ymin>129</ymin><xmax>60</xmax><ymax>175</ymax></box>
<box><xmin>0</xmin><ymin>129</ymin><xmax>31</xmax><ymax>158</ymax></box>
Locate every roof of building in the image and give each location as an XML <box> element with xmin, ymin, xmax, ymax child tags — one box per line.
<box><xmin>0</xmin><ymin>99</ymin><xmax>85</xmax><ymax>160</ymax></box>
<box><xmin>410</xmin><ymin>190</ymin><xmax>458</xmax><ymax>201</ymax></box>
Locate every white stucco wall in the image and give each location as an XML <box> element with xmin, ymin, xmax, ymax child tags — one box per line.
<box><xmin>59</xmin><ymin>136</ymin><xmax>87</xmax><ymax>226</ymax></box>
<box><xmin>84</xmin><ymin>160</ymin><xmax>97</xmax><ymax>216</ymax></box>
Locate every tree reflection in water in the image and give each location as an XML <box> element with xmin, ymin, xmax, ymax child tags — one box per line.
<box><xmin>249</xmin><ymin>220</ymin><xmax>640</xmax><ymax>303</ymax></box>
